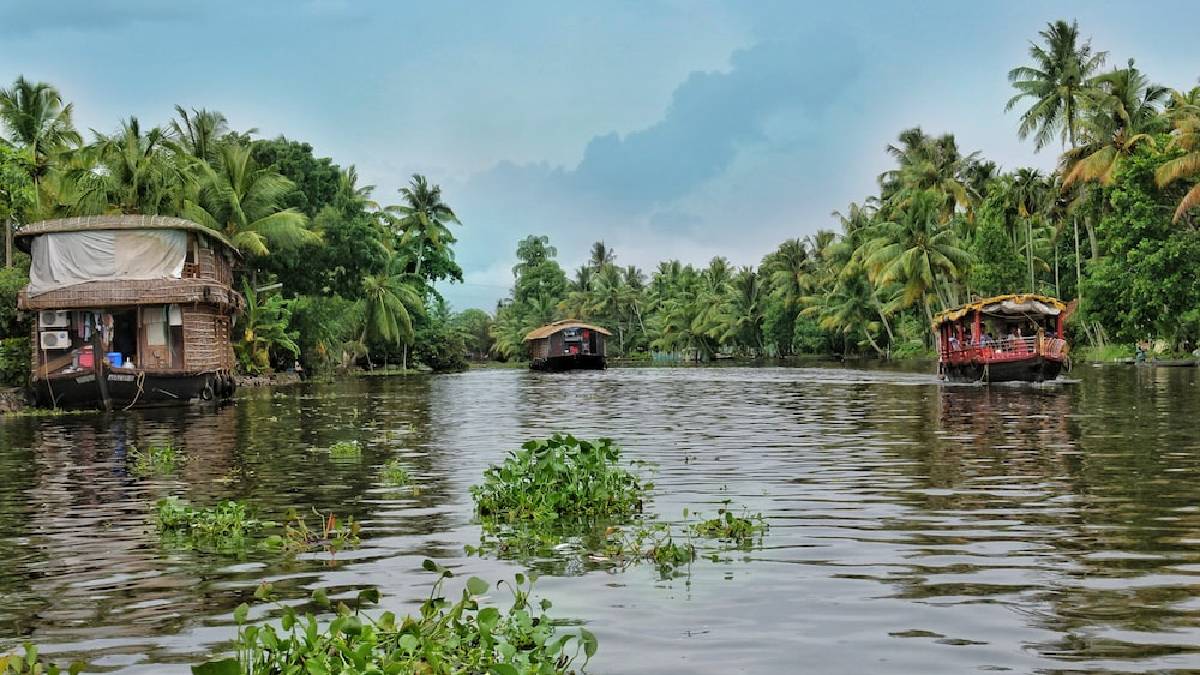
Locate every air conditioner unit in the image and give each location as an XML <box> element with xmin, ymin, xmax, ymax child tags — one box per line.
<box><xmin>39</xmin><ymin>310</ymin><xmax>70</xmax><ymax>329</ymax></box>
<box><xmin>40</xmin><ymin>330</ymin><xmax>71</xmax><ymax>350</ymax></box>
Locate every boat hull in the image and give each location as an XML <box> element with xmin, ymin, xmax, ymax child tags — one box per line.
<box><xmin>942</xmin><ymin>356</ymin><xmax>1063</xmax><ymax>383</ymax></box>
<box><xmin>530</xmin><ymin>355</ymin><xmax>606</xmax><ymax>372</ymax></box>
<box><xmin>32</xmin><ymin>371</ymin><xmax>236</xmax><ymax>409</ymax></box>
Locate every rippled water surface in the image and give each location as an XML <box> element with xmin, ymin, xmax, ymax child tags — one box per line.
<box><xmin>3</xmin><ymin>363</ymin><xmax>1200</xmax><ymax>673</ymax></box>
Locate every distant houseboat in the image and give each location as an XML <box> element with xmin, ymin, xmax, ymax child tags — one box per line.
<box><xmin>934</xmin><ymin>294</ymin><xmax>1070</xmax><ymax>383</ymax></box>
<box><xmin>16</xmin><ymin>215</ymin><xmax>242</xmax><ymax>409</ymax></box>
<box><xmin>524</xmin><ymin>321</ymin><xmax>610</xmax><ymax>371</ymax></box>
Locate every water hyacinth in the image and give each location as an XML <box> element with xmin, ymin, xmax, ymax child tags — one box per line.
<box><xmin>471</xmin><ymin>434</ymin><xmax>647</xmax><ymax>524</ymax></box>
<box><xmin>192</xmin><ymin>560</ymin><xmax>596</xmax><ymax>675</ymax></box>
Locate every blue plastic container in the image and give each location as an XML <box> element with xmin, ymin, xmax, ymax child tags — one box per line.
<box><xmin>106</xmin><ymin>352</ymin><xmax>123</xmax><ymax>367</ymax></box>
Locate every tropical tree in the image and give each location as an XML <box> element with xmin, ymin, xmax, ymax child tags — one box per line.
<box><xmin>236</xmin><ymin>279</ymin><xmax>300</xmax><ymax>374</ymax></box>
<box><xmin>169</xmin><ymin>105</ymin><xmax>231</xmax><ymax>162</ymax></box>
<box><xmin>387</xmin><ymin>174</ymin><xmax>460</xmax><ymax>370</ymax></box>
<box><xmin>0</xmin><ymin>76</ymin><xmax>81</xmax><ymax>210</ymax></box>
<box><xmin>72</xmin><ymin>117</ymin><xmax>190</xmax><ymax>216</ymax></box>
<box><xmin>1061</xmin><ymin>60</ymin><xmax>1169</xmax><ymax>189</ymax></box>
<box><xmin>860</xmin><ymin>190</ymin><xmax>972</xmax><ymax>336</ymax></box>
<box><xmin>183</xmin><ymin>142</ymin><xmax>316</xmax><ymax>257</ymax></box>
<box><xmin>0</xmin><ymin>145</ymin><xmax>34</xmax><ymax>266</ymax></box>
<box><xmin>588</xmin><ymin>240</ymin><xmax>616</xmax><ymax>269</ymax></box>
<box><xmin>360</xmin><ymin>256</ymin><xmax>424</xmax><ymax>367</ymax></box>
<box><xmin>1006</xmin><ymin>20</ymin><xmax>1106</xmax><ymax>149</ymax></box>
<box><xmin>1155</xmin><ymin>87</ymin><xmax>1200</xmax><ymax>222</ymax></box>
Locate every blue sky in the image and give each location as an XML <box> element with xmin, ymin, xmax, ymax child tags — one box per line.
<box><xmin>1</xmin><ymin>1</ymin><xmax>1197</xmax><ymax>311</ymax></box>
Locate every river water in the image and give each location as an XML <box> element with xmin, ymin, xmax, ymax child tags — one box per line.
<box><xmin>2</xmin><ymin>363</ymin><xmax>1199</xmax><ymax>673</ymax></box>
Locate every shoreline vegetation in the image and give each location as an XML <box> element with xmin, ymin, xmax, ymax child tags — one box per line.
<box><xmin>3</xmin><ymin>18</ymin><xmax>1199</xmax><ymax>396</ymax></box>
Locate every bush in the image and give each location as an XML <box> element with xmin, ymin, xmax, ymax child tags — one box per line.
<box><xmin>0</xmin><ymin>337</ymin><xmax>28</xmax><ymax>387</ymax></box>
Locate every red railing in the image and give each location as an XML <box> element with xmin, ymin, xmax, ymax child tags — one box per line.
<box><xmin>941</xmin><ymin>335</ymin><xmax>1068</xmax><ymax>364</ymax></box>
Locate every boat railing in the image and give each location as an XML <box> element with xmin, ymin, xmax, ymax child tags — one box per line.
<box><xmin>942</xmin><ymin>335</ymin><xmax>1067</xmax><ymax>362</ymax></box>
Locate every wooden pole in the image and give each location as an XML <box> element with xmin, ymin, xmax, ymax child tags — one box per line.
<box><xmin>89</xmin><ymin>313</ymin><xmax>112</xmax><ymax>412</ymax></box>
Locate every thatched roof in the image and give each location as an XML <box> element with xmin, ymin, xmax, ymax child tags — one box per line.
<box><xmin>933</xmin><ymin>294</ymin><xmax>1067</xmax><ymax>327</ymax></box>
<box><xmin>15</xmin><ymin>215</ymin><xmax>241</xmax><ymax>257</ymax></box>
<box><xmin>524</xmin><ymin>320</ymin><xmax>612</xmax><ymax>341</ymax></box>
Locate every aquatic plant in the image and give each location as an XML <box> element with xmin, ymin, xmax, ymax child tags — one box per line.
<box><xmin>379</xmin><ymin>459</ymin><xmax>410</xmax><ymax>486</ymax></box>
<box><xmin>328</xmin><ymin>440</ymin><xmax>362</xmax><ymax>458</ymax></box>
<box><xmin>471</xmin><ymin>434</ymin><xmax>646</xmax><ymax>524</ymax></box>
<box><xmin>129</xmin><ymin>443</ymin><xmax>180</xmax><ymax>476</ymax></box>
<box><xmin>602</xmin><ymin>522</ymin><xmax>696</xmax><ymax>575</ymax></box>
<box><xmin>692</xmin><ymin>508</ymin><xmax>768</xmax><ymax>542</ymax></box>
<box><xmin>0</xmin><ymin>645</ymin><xmax>83</xmax><ymax>675</ymax></box>
<box><xmin>278</xmin><ymin>507</ymin><xmax>361</xmax><ymax>558</ymax></box>
<box><xmin>156</xmin><ymin>497</ymin><xmax>273</xmax><ymax>553</ymax></box>
<box><xmin>192</xmin><ymin>560</ymin><xmax>596</xmax><ymax>675</ymax></box>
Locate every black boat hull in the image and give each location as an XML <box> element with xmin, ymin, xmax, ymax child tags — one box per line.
<box><xmin>530</xmin><ymin>355</ymin><xmax>606</xmax><ymax>372</ymax></box>
<box><xmin>32</xmin><ymin>371</ymin><xmax>236</xmax><ymax>409</ymax></box>
<box><xmin>942</xmin><ymin>357</ymin><xmax>1063</xmax><ymax>383</ymax></box>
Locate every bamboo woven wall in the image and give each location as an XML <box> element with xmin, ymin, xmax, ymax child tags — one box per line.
<box><xmin>183</xmin><ymin>305</ymin><xmax>234</xmax><ymax>371</ymax></box>
<box><xmin>19</xmin><ymin>279</ymin><xmax>240</xmax><ymax>311</ymax></box>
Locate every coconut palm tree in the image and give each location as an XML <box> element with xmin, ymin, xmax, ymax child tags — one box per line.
<box><xmin>879</xmin><ymin>128</ymin><xmax>979</xmax><ymax>222</ymax></box>
<box><xmin>802</xmin><ymin>269</ymin><xmax>887</xmax><ymax>357</ymax></box>
<box><xmin>169</xmin><ymin>106</ymin><xmax>231</xmax><ymax>163</ymax></box>
<box><xmin>183</xmin><ymin>142</ymin><xmax>316</xmax><ymax>257</ymax></box>
<box><xmin>0</xmin><ymin>76</ymin><xmax>81</xmax><ymax>209</ymax></box>
<box><xmin>1006</xmin><ymin>20</ymin><xmax>1107</xmax><ymax>150</ymax></box>
<box><xmin>72</xmin><ymin>117</ymin><xmax>189</xmax><ymax>216</ymax></box>
<box><xmin>360</xmin><ymin>256</ymin><xmax>424</xmax><ymax>367</ymax></box>
<box><xmin>1062</xmin><ymin>60</ymin><xmax>1169</xmax><ymax>188</ymax></box>
<box><xmin>860</xmin><ymin>190</ymin><xmax>972</xmax><ymax>337</ymax></box>
<box><xmin>588</xmin><ymin>240</ymin><xmax>616</xmax><ymax>270</ymax></box>
<box><xmin>1156</xmin><ymin>87</ymin><xmax>1200</xmax><ymax>222</ymax></box>
<box><xmin>1012</xmin><ymin>168</ymin><xmax>1051</xmax><ymax>292</ymax></box>
<box><xmin>387</xmin><ymin>174</ymin><xmax>459</xmax><ymax>370</ymax></box>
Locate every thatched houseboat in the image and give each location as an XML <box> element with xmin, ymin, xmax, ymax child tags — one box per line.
<box><xmin>934</xmin><ymin>294</ymin><xmax>1070</xmax><ymax>383</ymax></box>
<box><xmin>16</xmin><ymin>215</ymin><xmax>242</xmax><ymax>408</ymax></box>
<box><xmin>524</xmin><ymin>320</ymin><xmax>610</xmax><ymax>371</ymax></box>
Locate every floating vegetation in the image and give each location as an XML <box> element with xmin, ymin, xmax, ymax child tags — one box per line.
<box><xmin>602</xmin><ymin>522</ymin><xmax>696</xmax><ymax>576</ymax></box>
<box><xmin>156</xmin><ymin>498</ymin><xmax>273</xmax><ymax>554</ymax></box>
<box><xmin>379</xmin><ymin>459</ymin><xmax>411</xmax><ymax>487</ymax></box>
<box><xmin>193</xmin><ymin>560</ymin><xmax>596</xmax><ymax>675</ymax></box>
<box><xmin>277</xmin><ymin>507</ymin><xmax>361</xmax><ymax>559</ymax></box>
<box><xmin>328</xmin><ymin>440</ymin><xmax>362</xmax><ymax>459</ymax></box>
<box><xmin>0</xmin><ymin>645</ymin><xmax>83</xmax><ymax>675</ymax></box>
<box><xmin>472</xmin><ymin>434</ymin><xmax>647</xmax><ymax>524</ymax></box>
<box><xmin>129</xmin><ymin>443</ymin><xmax>180</xmax><ymax>476</ymax></box>
<box><xmin>692</xmin><ymin>507</ymin><xmax>768</xmax><ymax>544</ymax></box>
<box><xmin>2</xmin><ymin>407</ymin><xmax>95</xmax><ymax>419</ymax></box>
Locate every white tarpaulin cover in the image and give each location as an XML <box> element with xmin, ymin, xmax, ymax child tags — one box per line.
<box><xmin>986</xmin><ymin>299</ymin><xmax>1061</xmax><ymax>316</ymax></box>
<box><xmin>27</xmin><ymin>230</ymin><xmax>187</xmax><ymax>295</ymax></box>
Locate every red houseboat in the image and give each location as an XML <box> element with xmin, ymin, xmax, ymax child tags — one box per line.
<box><xmin>934</xmin><ymin>294</ymin><xmax>1070</xmax><ymax>383</ymax></box>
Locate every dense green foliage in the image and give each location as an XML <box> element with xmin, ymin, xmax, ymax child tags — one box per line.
<box><xmin>156</xmin><ymin>498</ymin><xmax>274</xmax><ymax>554</ymax></box>
<box><xmin>488</xmin><ymin>21</ymin><xmax>1200</xmax><ymax>360</ymax></box>
<box><xmin>472</xmin><ymin>435</ymin><xmax>645</xmax><ymax>523</ymax></box>
<box><xmin>193</xmin><ymin>563</ymin><xmax>596</xmax><ymax>675</ymax></box>
<box><xmin>0</xmin><ymin>79</ymin><xmax>475</xmax><ymax>376</ymax></box>
<box><xmin>3</xmin><ymin>19</ymin><xmax>1200</xmax><ymax>370</ymax></box>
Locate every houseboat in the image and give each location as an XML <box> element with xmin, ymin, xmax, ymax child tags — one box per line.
<box><xmin>934</xmin><ymin>294</ymin><xmax>1070</xmax><ymax>383</ymax></box>
<box><xmin>524</xmin><ymin>320</ymin><xmax>610</xmax><ymax>371</ymax></box>
<box><xmin>16</xmin><ymin>215</ymin><xmax>242</xmax><ymax>409</ymax></box>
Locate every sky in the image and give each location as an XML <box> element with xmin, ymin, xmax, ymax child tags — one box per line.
<box><xmin>1</xmin><ymin>0</ymin><xmax>1197</xmax><ymax>311</ymax></box>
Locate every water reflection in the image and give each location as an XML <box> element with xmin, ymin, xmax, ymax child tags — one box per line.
<box><xmin>1</xmin><ymin>365</ymin><xmax>1199</xmax><ymax>673</ymax></box>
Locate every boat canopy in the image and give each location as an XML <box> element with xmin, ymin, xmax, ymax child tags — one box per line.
<box><xmin>933</xmin><ymin>294</ymin><xmax>1066</xmax><ymax>327</ymax></box>
<box><xmin>524</xmin><ymin>320</ymin><xmax>612</xmax><ymax>341</ymax></box>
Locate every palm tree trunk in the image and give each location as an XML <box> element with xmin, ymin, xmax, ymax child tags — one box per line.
<box><xmin>4</xmin><ymin>216</ymin><xmax>11</xmax><ymax>269</ymax></box>
<box><xmin>1073</xmin><ymin>217</ymin><xmax>1083</xmax><ymax>299</ymax></box>
<box><xmin>863</xmin><ymin>328</ymin><xmax>886</xmax><ymax>358</ymax></box>
<box><xmin>922</xmin><ymin>297</ymin><xmax>936</xmax><ymax>348</ymax></box>
<box><xmin>1054</xmin><ymin>244</ymin><xmax>1060</xmax><ymax>298</ymax></box>
<box><xmin>1026</xmin><ymin>218</ymin><xmax>1035</xmax><ymax>293</ymax></box>
<box><xmin>401</xmin><ymin>242</ymin><xmax>425</xmax><ymax>372</ymax></box>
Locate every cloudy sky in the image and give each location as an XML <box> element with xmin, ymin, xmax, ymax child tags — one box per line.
<box><xmin>1</xmin><ymin>1</ymin><xmax>1196</xmax><ymax>310</ymax></box>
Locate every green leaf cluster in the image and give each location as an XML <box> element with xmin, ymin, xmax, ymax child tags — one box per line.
<box><xmin>193</xmin><ymin>561</ymin><xmax>596</xmax><ymax>675</ymax></box>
